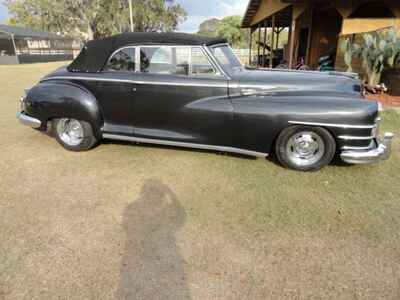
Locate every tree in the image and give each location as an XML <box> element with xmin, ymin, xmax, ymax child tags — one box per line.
<box><xmin>5</xmin><ymin>0</ymin><xmax>187</xmax><ymax>40</ymax></box>
<box><xmin>216</xmin><ymin>15</ymin><xmax>248</xmax><ymax>48</ymax></box>
<box><xmin>129</xmin><ymin>0</ymin><xmax>187</xmax><ymax>32</ymax></box>
<box><xmin>198</xmin><ymin>18</ymin><xmax>221</xmax><ymax>37</ymax></box>
<box><xmin>5</xmin><ymin>0</ymin><xmax>71</xmax><ymax>34</ymax></box>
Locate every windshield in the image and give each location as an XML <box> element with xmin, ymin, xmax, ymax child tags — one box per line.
<box><xmin>210</xmin><ymin>45</ymin><xmax>243</xmax><ymax>74</ymax></box>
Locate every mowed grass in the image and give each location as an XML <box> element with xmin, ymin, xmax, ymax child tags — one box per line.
<box><xmin>1</xmin><ymin>62</ymin><xmax>400</xmax><ymax>299</ymax></box>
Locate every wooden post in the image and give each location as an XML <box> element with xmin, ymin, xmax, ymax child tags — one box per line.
<box><xmin>288</xmin><ymin>19</ymin><xmax>296</xmax><ymax>69</ymax></box>
<box><xmin>288</xmin><ymin>22</ymin><xmax>292</xmax><ymax>64</ymax></box>
<box><xmin>305</xmin><ymin>5</ymin><xmax>314</xmax><ymax>66</ymax></box>
<box><xmin>270</xmin><ymin>15</ymin><xmax>275</xmax><ymax>68</ymax></box>
<box><xmin>262</xmin><ymin>19</ymin><xmax>267</xmax><ymax>67</ymax></box>
<box><xmin>10</xmin><ymin>34</ymin><xmax>19</xmax><ymax>64</ymax></box>
<box><xmin>249</xmin><ymin>28</ymin><xmax>253</xmax><ymax>66</ymax></box>
<box><xmin>257</xmin><ymin>23</ymin><xmax>261</xmax><ymax>67</ymax></box>
<box><xmin>275</xmin><ymin>28</ymin><xmax>279</xmax><ymax>49</ymax></box>
<box><xmin>276</xmin><ymin>28</ymin><xmax>284</xmax><ymax>49</ymax></box>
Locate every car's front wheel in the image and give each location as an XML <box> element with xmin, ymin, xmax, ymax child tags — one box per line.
<box><xmin>275</xmin><ymin>126</ymin><xmax>336</xmax><ymax>171</ymax></box>
<box><xmin>52</xmin><ymin>118</ymin><xmax>98</xmax><ymax>151</ymax></box>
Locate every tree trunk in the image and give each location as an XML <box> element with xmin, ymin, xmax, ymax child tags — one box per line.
<box><xmin>87</xmin><ymin>20</ymin><xmax>100</xmax><ymax>40</ymax></box>
<box><xmin>87</xmin><ymin>23</ymin><xmax>95</xmax><ymax>40</ymax></box>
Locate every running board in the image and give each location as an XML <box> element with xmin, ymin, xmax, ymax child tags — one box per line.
<box><xmin>102</xmin><ymin>134</ymin><xmax>269</xmax><ymax>158</ymax></box>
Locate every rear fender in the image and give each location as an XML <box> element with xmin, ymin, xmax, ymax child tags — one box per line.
<box><xmin>25</xmin><ymin>80</ymin><xmax>103</xmax><ymax>138</ymax></box>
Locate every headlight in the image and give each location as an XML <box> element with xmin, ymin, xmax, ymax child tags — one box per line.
<box><xmin>372</xmin><ymin>117</ymin><xmax>382</xmax><ymax>138</ymax></box>
<box><xmin>378</xmin><ymin>102</ymin><xmax>383</xmax><ymax>112</ymax></box>
<box><xmin>20</xmin><ymin>97</ymin><xmax>26</xmax><ymax>111</ymax></box>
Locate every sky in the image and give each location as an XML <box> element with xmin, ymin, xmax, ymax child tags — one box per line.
<box><xmin>0</xmin><ymin>0</ymin><xmax>249</xmax><ymax>32</ymax></box>
<box><xmin>0</xmin><ymin>1</ymin><xmax>7</xmax><ymax>23</ymax></box>
<box><xmin>175</xmin><ymin>0</ymin><xmax>249</xmax><ymax>32</ymax></box>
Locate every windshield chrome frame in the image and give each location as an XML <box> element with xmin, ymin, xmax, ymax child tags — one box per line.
<box><xmin>208</xmin><ymin>43</ymin><xmax>244</xmax><ymax>76</ymax></box>
<box><xmin>202</xmin><ymin>44</ymin><xmax>230</xmax><ymax>79</ymax></box>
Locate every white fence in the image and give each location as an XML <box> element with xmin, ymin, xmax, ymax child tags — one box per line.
<box><xmin>232</xmin><ymin>49</ymin><xmax>251</xmax><ymax>64</ymax></box>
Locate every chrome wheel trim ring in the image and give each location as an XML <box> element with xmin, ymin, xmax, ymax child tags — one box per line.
<box><xmin>286</xmin><ymin>131</ymin><xmax>325</xmax><ymax>167</ymax></box>
<box><xmin>56</xmin><ymin>119</ymin><xmax>84</xmax><ymax>146</ymax></box>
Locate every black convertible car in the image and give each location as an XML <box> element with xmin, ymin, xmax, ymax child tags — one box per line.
<box><xmin>18</xmin><ymin>32</ymin><xmax>394</xmax><ymax>171</ymax></box>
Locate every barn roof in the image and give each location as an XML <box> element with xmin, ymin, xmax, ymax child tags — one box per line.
<box><xmin>0</xmin><ymin>24</ymin><xmax>66</xmax><ymax>39</ymax></box>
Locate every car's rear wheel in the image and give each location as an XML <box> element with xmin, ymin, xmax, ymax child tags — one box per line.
<box><xmin>275</xmin><ymin>126</ymin><xmax>336</xmax><ymax>171</ymax></box>
<box><xmin>52</xmin><ymin>118</ymin><xmax>97</xmax><ymax>151</ymax></box>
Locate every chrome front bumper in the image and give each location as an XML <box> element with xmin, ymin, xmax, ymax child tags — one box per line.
<box><xmin>341</xmin><ymin>132</ymin><xmax>394</xmax><ymax>164</ymax></box>
<box><xmin>17</xmin><ymin>112</ymin><xmax>42</xmax><ymax>129</ymax></box>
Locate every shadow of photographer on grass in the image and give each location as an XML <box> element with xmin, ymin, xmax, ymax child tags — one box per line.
<box><xmin>117</xmin><ymin>179</ymin><xmax>191</xmax><ymax>300</ymax></box>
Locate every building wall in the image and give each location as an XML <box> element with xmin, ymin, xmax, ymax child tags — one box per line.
<box><xmin>18</xmin><ymin>54</ymin><xmax>73</xmax><ymax>64</ymax></box>
<box><xmin>1</xmin><ymin>36</ymin><xmax>77</xmax><ymax>64</ymax></box>
<box><xmin>342</xmin><ymin>18</ymin><xmax>400</xmax><ymax>35</ymax></box>
<box><xmin>0</xmin><ymin>34</ymin><xmax>18</xmax><ymax>64</ymax></box>
<box><xmin>0</xmin><ymin>55</ymin><xmax>18</xmax><ymax>64</ymax></box>
<box><xmin>307</xmin><ymin>8</ymin><xmax>343</xmax><ymax>68</ymax></box>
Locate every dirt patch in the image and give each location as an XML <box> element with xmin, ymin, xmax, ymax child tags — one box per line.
<box><xmin>367</xmin><ymin>94</ymin><xmax>400</xmax><ymax>107</ymax></box>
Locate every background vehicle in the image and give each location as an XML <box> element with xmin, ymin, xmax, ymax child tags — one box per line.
<box><xmin>18</xmin><ymin>33</ymin><xmax>393</xmax><ymax>171</ymax></box>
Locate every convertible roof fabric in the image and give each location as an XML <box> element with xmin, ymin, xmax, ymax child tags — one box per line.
<box><xmin>68</xmin><ymin>32</ymin><xmax>227</xmax><ymax>73</ymax></box>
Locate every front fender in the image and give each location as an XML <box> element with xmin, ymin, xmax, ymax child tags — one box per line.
<box><xmin>231</xmin><ymin>92</ymin><xmax>379</xmax><ymax>154</ymax></box>
<box><xmin>25</xmin><ymin>80</ymin><xmax>103</xmax><ymax>137</ymax></box>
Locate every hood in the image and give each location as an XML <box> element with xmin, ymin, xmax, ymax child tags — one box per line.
<box><xmin>235</xmin><ymin>68</ymin><xmax>362</xmax><ymax>96</ymax></box>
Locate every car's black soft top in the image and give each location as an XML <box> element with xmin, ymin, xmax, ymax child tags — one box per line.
<box><xmin>68</xmin><ymin>32</ymin><xmax>227</xmax><ymax>73</ymax></box>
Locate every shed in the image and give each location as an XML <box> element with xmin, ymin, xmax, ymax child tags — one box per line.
<box><xmin>241</xmin><ymin>0</ymin><xmax>400</xmax><ymax>70</ymax></box>
<box><xmin>0</xmin><ymin>24</ymin><xmax>77</xmax><ymax>64</ymax></box>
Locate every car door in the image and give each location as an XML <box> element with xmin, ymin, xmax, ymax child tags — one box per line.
<box><xmin>89</xmin><ymin>46</ymin><xmax>138</xmax><ymax>136</ymax></box>
<box><xmin>130</xmin><ymin>45</ymin><xmax>234</xmax><ymax>147</ymax></box>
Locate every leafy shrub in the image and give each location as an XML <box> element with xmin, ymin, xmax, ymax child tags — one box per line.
<box><xmin>340</xmin><ymin>28</ymin><xmax>400</xmax><ymax>85</ymax></box>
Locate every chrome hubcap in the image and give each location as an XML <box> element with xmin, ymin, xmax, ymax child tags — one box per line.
<box><xmin>56</xmin><ymin>119</ymin><xmax>84</xmax><ymax>146</ymax></box>
<box><xmin>286</xmin><ymin>131</ymin><xmax>325</xmax><ymax>166</ymax></box>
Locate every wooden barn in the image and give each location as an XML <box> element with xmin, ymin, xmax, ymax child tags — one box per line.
<box><xmin>0</xmin><ymin>24</ymin><xmax>77</xmax><ymax>65</ymax></box>
<box><xmin>241</xmin><ymin>0</ymin><xmax>400</xmax><ymax>70</ymax></box>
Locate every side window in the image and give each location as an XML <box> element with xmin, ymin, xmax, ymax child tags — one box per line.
<box><xmin>140</xmin><ymin>47</ymin><xmax>174</xmax><ymax>74</ymax></box>
<box><xmin>191</xmin><ymin>47</ymin><xmax>216</xmax><ymax>76</ymax></box>
<box><xmin>174</xmin><ymin>47</ymin><xmax>190</xmax><ymax>76</ymax></box>
<box><xmin>105</xmin><ymin>47</ymin><xmax>136</xmax><ymax>72</ymax></box>
<box><xmin>211</xmin><ymin>47</ymin><xmax>230</xmax><ymax>66</ymax></box>
<box><xmin>140</xmin><ymin>46</ymin><xmax>190</xmax><ymax>76</ymax></box>
<box><xmin>138</xmin><ymin>46</ymin><xmax>216</xmax><ymax>77</ymax></box>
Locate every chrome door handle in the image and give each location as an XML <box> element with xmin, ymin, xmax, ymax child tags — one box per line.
<box><xmin>132</xmin><ymin>87</ymin><xmax>137</xmax><ymax>92</ymax></box>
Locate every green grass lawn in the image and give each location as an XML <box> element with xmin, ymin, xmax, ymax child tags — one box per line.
<box><xmin>1</xmin><ymin>62</ymin><xmax>400</xmax><ymax>299</ymax></box>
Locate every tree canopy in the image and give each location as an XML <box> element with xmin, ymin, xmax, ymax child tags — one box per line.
<box><xmin>5</xmin><ymin>0</ymin><xmax>187</xmax><ymax>40</ymax></box>
<box><xmin>197</xmin><ymin>15</ymin><xmax>248</xmax><ymax>48</ymax></box>
<box><xmin>216</xmin><ymin>16</ymin><xmax>245</xmax><ymax>48</ymax></box>
<box><xmin>198</xmin><ymin>18</ymin><xmax>221</xmax><ymax>37</ymax></box>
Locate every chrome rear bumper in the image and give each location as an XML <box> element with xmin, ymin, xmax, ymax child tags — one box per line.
<box><xmin>17</xmin><ymin>112</ymin><xmax>42</xmax><ymax>129</ymax></box>
<box><xmin>341</xmin><ymin>132</ymin><xmax>394</xmax><ymax>164</ymax></box>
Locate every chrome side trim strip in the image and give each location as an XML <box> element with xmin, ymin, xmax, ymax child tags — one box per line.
<box><xmin>288</xmin><ymin>120</ymin><xmax>375</xmax><ymax>129</ymax></box>
<box><xmin>342</xmin><ymin>145</ymin><xmax>374</xmax><ymax>150</ymax></box>
<box><xmin>41</xmin><ymin>76</ymin><xmax>227</xmax><ymax>88</ymax></box>
<box><xmin>102</xmin><ymin>134</ymin><xmax>269</xmax><ymax>158</ymax></box>
<box><xmin>338</xmin><ymin>135</ymin><xmax>375</xmax><ymax>140</ymax></box>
